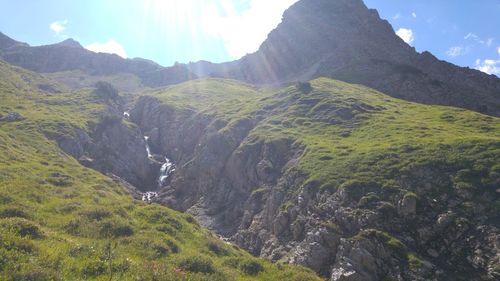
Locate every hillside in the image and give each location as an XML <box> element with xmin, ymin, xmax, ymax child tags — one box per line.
<box><xmin>0</xmin><ymin>0</ymin><xmax>499</xmax><ymax>280</ymax></box>
<box><xmin>0</xmin><ymin>61</ymin><xmax>320</xmax><ymax>280</ymax></box>
<box><xmin>130</xmin><ymin>78</ymin><xmax>500</xmax><ymax>280</ymax></box>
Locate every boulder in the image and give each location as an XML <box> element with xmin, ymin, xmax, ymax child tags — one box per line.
<box><xmin>398</xmin><ymin>193</ymin><xmax>417</xmax><ymax>217</ymax></box>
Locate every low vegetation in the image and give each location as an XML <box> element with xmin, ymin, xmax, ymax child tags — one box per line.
<box><xmin>0</xmin><ymin>62</ymin><xmax>320</xmax><ymax>280</ymax></box>
<box><xmin>145</xmin><ymin>78</ymin><xmax>499</xmax><ymax>218</ymax></box>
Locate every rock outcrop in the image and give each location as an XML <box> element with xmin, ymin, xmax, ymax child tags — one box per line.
<box><xmin>55</xmin><ymin>118</ymin><xmax>157</xmax><ymax>191</ymax></box>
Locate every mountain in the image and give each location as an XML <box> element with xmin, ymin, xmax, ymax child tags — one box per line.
<box><xmin>187</xmin><ymin>0</ymin><xmax>500</xmax><ymax>116</ymax></box>
<box><xmin>2</xmin><ymin>0</ymin><xmax>500</xmax><ymax>116</ymax></box>
<box><xmin>0</xmin><ymin>32</ymin><xmax>196</xmax><ymax>89</ymax></box>
<box><xmin>0</xmin><ymin>60</ymin><xmax>319</xmax><ymax>280</ymax></box>
<box><xmin>1</xmin><ymin>0</ymin><xmax>499</xmax><ymax>280</ymax></box>
<box><xmin>131</xmin><ymin>78</ymin><xmax>500</xmax><ymax>281</ymax></box>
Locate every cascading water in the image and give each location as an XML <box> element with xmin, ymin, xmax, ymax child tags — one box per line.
<box><xmin>144</xmin><ymin>136</ymin><xmax>152</xmax><ymax>158</ymax></box>
<box><xmin>158</xmin><ymin>157</ymin><xmax>175</xmax><ymax>187</ymax></box>
<box><xmin>141</xmin><ymin>135</ymin><xmax>175</xmax><ymax>202</ymax></box>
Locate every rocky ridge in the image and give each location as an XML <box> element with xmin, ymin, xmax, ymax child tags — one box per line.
<box><xmin>0</xmin><ymin>32</ymin><xmax>196</xmax><ymax>89</ymax></box>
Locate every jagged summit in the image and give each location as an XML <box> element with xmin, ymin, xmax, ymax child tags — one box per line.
<box><xmin>188</xmin><ymin>0</ymin><xmax>500</xmax><ymax>116</ymax></box>
<box><xmin>55</xmin><ymin>38</ymin><xmax>83</xmax><ymax>48</ymax></box>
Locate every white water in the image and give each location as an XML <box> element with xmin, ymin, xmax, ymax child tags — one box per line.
<box><xmin>144</xmin><ymin>136</ymin><xmax>152</xmax><ymax>158</ymax></box>
<box><xmin>158</xmin><ymin>158</ymin><xmax>175</xmax><ymax>187</ymax></box>
<box><xmin>141</xmin><ymin>135</ymin><xmax>175</xmax><ymax>202</ymax></box>
<box><xmin>142</xmin><ymin>192</ymin><xmax>158</xmax><ymax>202</ymax></box>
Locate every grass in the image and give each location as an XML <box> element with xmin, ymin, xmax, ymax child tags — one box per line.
<box><xmin>2</xmin><ymin>58</ymin><xmax>499</xmax><ymax>279</ymax></box>
<box><xmin>145</xmin><ymin>78</ymin><xmax>499</xmax><ymax>217</ymax></box>
<box><xmin>0</xmin><ymin>61</ymin><xmax>321</xmax><ymax>280</ymax></box>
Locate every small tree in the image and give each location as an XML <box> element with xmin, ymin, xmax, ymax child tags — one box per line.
<box><xmin>94</xmin><ymin>81</ymin><xmax>119</xmax><ymax>101</ymax></box>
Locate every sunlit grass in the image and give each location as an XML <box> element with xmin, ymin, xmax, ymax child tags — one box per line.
<box><xmin>0</xmin><ymin>61</ymin><xmax>320</xmax><ymax>280</ymax></box>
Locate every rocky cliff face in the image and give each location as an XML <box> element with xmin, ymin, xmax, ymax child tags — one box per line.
<box><xmin>129</xmin><ymin>90</ymin><xmax>500</xmax><ymax>281</ymax></box>
<box><xmin>50</xmin><ymin>89</ymin><xmax>158</xmax><ymax>191</ymax></box>
<box><xmin>188</xmin><ymin>0</ymin><xmax>500</xmax><ymax>116</ymax></box>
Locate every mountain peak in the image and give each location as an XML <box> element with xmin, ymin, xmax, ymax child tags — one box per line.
<box><xmin>56</xmin><ymin>38</ymin><xmax>83</xmax><ymax>48</ymax></box>
<box><xmin>200</xmin><ymin>0</ymin><xmax>500</xmax><ymax>116</ymax></box>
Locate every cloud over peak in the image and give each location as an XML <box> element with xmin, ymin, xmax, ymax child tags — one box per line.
<box><xmin>203</xmin><ymin>0</ymin><xmax>299</xmax><ymax>59</ymax></box>
<box><xmin>50</xmin><ymin>20</ymin><xmax>68</xmax><ymax>34</ymax></box>
<box><xmin>475</xmin><ymin>46</ymin><xmax>500</xmax><ymax>76</ymax></box>
<box><xmin>396</xmin><ymin>28</ymin><xmax>414</xmax><ymax>44</ymax></box>
<box><xmin>85</xmin><ymin>40</ymin><xmax>128</xmax><ymax>58</ymax></box>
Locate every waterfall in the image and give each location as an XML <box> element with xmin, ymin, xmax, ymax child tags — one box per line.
<box><xmin>144</xmin><ymin>136</ymin><xmax>152</xmax><ymax>158</ymax></box>
<box><xmin>158</xmin><ymin>157</ymin><xmax>175</xmax><ymax>187</ymax></box>
<box><xmin>141</xmin><ymin>135</ymin><xmax>175</xmax><ymax>202</ymax></box>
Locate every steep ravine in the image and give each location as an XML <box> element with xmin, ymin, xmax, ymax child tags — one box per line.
<box><xmin>128</xmin><ymin>94</ymin><xmax>500</xmax><ymax>281</ymax></box>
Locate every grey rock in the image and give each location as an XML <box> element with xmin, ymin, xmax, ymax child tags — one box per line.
<box><xmin>0</xmin><ymin>112</ymin><xmax>23</xmax><ymax>122</ymax></box>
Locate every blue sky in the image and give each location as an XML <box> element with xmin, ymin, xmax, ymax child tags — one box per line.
<box><xmin>0</xmin><ymin>0</ymin><xmax>499</xmax><ymax>75</ymax></box>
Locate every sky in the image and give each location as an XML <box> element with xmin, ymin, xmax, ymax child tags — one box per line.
<box><xmin>0</xmin><ymin>0</ymin><xmax>499</xmax><ymax>76</ymax></box>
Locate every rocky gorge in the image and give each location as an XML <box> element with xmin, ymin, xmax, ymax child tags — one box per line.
<box><xmin>122</xmin><ymin>79</ymin><xmax>499</xmax><ymax>280</ymax></box>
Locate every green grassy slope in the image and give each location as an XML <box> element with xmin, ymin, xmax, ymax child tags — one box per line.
<box><xmin>146</xmin><ymin>78</ymin><xmax>500</xmax><ymax>217</ymax></box>
<box><xmin>0</xmin><ymin>61</ymin><xmax>320</xmax><ymax>280</ymax></box>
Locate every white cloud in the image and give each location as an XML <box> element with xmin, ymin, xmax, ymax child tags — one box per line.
<box><xmin>475</xmin><ymin>59</ymin><xmax>500</xmax><ymax>75</ymax></box>
<box><xmin>50</xmin><ymin>20</ymin><xmax>68</xmax><ymax>34</ymax></box>
<box><xmin>396</xmin><ymin>28</ymin><xmax>415</xmax><ymax>44</ymax></box>
<box><xmin>465</xmin><ymin>32</ymin><xmax>494</xmax><ymax>46</ymax></box>
<box><xmin>393</xmin><ymin>13</ymin><xmax>401</xmax><ymax>20</ymax></box>
<box><xmin>412</xmin><ymin>12</ymin><xmax>417</xmax><ymax>18</ymax></box>
<box><xmin>202</xmin><ymin>0</ymin><xmax>299</xmax><ymax>59</ymax></box>
<box><xmin>446</xmin><ymin>46</ymin><xmax>469</xmax><ymax>57</ymax></box>
<box><xmin>464</xmin><ymin>32</ymin><xmax>478</xmax><ymax>40</ymax></box>
<box><xmin>474</xmin><ymin>46</ymin><xmax>500</xmax><ymax>76</ymax></box>
<box><xmin>85</xmin><ymin>40</ymin><xmax>128</xmax><ymax>58</ymax></box>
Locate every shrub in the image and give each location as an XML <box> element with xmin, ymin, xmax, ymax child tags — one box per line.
<box><xmin>179</xmin><ymin>256</ymin><xmax>215</xmax><ymax>273</ymax></box>
<box><xmin>0</xmin><ymin>218</ymin><xmax>44</xmax><ymax>239</ymax></box>
<box><xmin>93</xmin><ymin>81</ymin><xmax>118</xmax><ymax>101</ymax></box>
<box><xmin>407</xmin><ymin>253</ymin><xmax>423</xmax><ymax>270</ymax></box>
<box><xmin>47</xmin><ymin>173</ymin><xmax>74</xmax><ymax>187</ymax></box>
<box><xmin>0</xmin><ymin>207</ymin><xmax>31</xmax><ymax>219</ymax></box>
<box><xmin>80</xmin><ymin>208</ymin><xmax>112</xmax><ymax>221</ymax></box>
<box><xmin>166</xmin><ymin>239</ymin><xmax>180</xmax><ymax>254</ymax></box>
<box><xmin>98</xmin><ymin>220</ymin><xmax>134</xmax><ymax>238</ymax></box>
<box><xmin>207</xmin><ymin>240</ymin><xmax>229</xmax><ymax>256</ymax></box>
<box><xmin>240</xmin><ymin>259</ymin><xmax>264</xmax><ymax>275</ymax></box>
